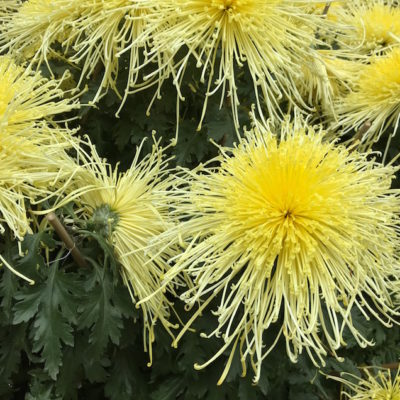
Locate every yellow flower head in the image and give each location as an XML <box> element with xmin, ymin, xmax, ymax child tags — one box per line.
<box><xmin>340</xmin><ymin>0</ymin><xmax>400</xmax><ymax>54</ymax></box>
<box><xmin>147</xmin><ymin>0</ymin><xmax>335</xmax><ymax>130</ymax></box>
<box><xmin>0</xmin><ymin>0</ymin><xmax>164</xmax><ymax>110</ymax></box>
<box><xmin>160</xmin><ymin>115</ymin><xmax>400</xmax><ymax>383</ymax></box>
<box><xmin>0</xmin><ymin>55</ymin><xmax>80</xmax><ymax>240</ymax></box>
<box><xmin>328</xmin><ymin>367</ymin><xmax>400</xmax><ymax>400</ymax></box>
<box><xmin>334</xmin><ymin>47</ymin><xmax>400</xmax><ymax>146</ymax></box>
<box><xmin>68</xmin><ymin>137</ymin><xmax>182</xmax><ymax>364</ymax></box>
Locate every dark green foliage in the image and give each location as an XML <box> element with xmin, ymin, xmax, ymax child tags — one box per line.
<box><xmin>1</xmin><ymin>227</ymin><xmax>400</xmax><ymax>399</ymax></box>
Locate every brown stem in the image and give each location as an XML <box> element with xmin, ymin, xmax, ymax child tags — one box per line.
<box><xmin>322</xmin><ymin>1</ymin><xmax>332</xmax><ymax>15</ymax></box>
<box><xmin>380</xmin><ymin>362</ymin><xmax>400</xmax><ymax>370</ymax></box>
<box><xmin>46</xmin><ymin>212</ymin><xmax>88</xmax><ymax>268</ymax></box>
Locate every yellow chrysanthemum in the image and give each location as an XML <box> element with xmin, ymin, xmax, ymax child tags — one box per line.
<box><xmin>145</xmin><ymin>0</ymin><xmax>335</xmax><ymax>130</ymax></box>
<box><xmin>328</xmin><ymin>367</ymin><xmax>400</xmax><ymax>400</ymax></box>
<box><xmin>0</xmin><ymin>0</ymin><xmax>164</xmax><ymax>109</ymax></box>
<box><xmin>334</xmin><ymin>47</ymin><xmax>400</xmax><ymax>146</ymax></box>
<box><xmin>339</xmin><ymin>0</ymin><xmax>400</xmax><ymax>54</ymax></box>
<box><xmin>156</xmin><ymin>116</ymin><xmax>400</xmax><ymax>383</ymax></box>
<box><xmin>0</xmin><ymin>56</ymin><xmax>80</xmax><ymax>239</ymax></box>
<box><xmin>67</xmin><ymin>137</ymin><xmax>182</xmax><ymax>364</ymax></box>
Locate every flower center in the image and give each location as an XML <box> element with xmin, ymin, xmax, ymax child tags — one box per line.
<box><xmin>283</xmin><ymin>209</ymin><xmax>293</xmax><ymax>219</ymax></box>
<box><xmin>223</xmin><ymin>0</ymin><xmax>233</xmax><ymax>10</ymax></box>
<box><xmin>88</xmin><ymin>204</ymin><xmax>120</xmax><ymax>238</ymax></box>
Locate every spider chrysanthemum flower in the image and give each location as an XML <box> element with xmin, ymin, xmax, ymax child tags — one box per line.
<box><xmin>146</xmin><ymin>0</ymin><xmax>335</xmax><ymax>130</ymax></box>
<box><xmin>334</xmin><ymin>47</ymin><xmax>400</xmax><ymax>146</ymax></box>
<box><xmin>328</xmin><ymin>367</ymin><xmax>400</xmax><ymax>400</ymax></box>
<box><xmin>0</xmin><ymin>0</ymin><xmax>164</xmax><ymax>109</ymax></box>
<box><xmin>68</xmin><ymin>137</ymin><xmax>182</xmax><ymax>363</ymax></box>
<box><xmin>158</xmin><ymin>116</ymin><xmax>400</xmax><ymax>383</ymax></box>
<box><xmin>0</xmin><ymin>55</ymin><xmax>80</xmax><ymax>240</ymax></box>
<box><xmin>339</xmin><ymin>0</ymin><xmax>400</xmax><ymax>54</ymax></box>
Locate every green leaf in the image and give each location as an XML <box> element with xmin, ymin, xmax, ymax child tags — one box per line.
<box><xmin>12</xmin><ymin>287</ymin><xmax>43</xmax><ymax>324</ymax></box>
<box><xmin>77</xmin><ymin>260</ymin><xmax>123</xmax><ymax>360</ymax></box>
<box><xmin>12</xmin><ymin>252</ymin><xmax>81</xmax><ymax>379</ymax></box>
<box><xmin>32</xmin><ymin>306</ymin><xmax>74</xmax><ymax>380</ymax></box>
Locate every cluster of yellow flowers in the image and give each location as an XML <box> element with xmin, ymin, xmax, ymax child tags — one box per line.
<box><xmin>313</xmin><ymin>0</ymin><xmax>400</xmax><ymax>149</ymax></box>
<box><xmin>0</xmin><ymin>0</ymin><xmax>399</xmax><ymax>389</ymax></box>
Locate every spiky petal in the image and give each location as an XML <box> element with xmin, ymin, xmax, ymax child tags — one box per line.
<box><xmin>158</xmin><ymin>115</ymin><xmax>400</xmax><ymax>383</ymax></box>
<box><xmin>328</xmin><ymin>367</ymin><xmax>400</xmax><ymax>400</ymax></box>
<box><xmin>0</xmin><ymin>56</ymin><xmax>80</xmax><ymax>240</ymax></box>
<box><xmin>338</xmin><ymin>0</ymin><xmax>400</xmax><ymax>54</ymax></box>
<box><xmin>66</xmin><ymin>136</ymin><xmax>183</xmax><ymax>364</ymax></box>
<box><xmin>0</xmin><ymin>0</ymin><xmax>166</xmax><ymax>109</ymax></box>
<box><xmin>334</xmin><ymin>47</ymin><xmax>400</xmax><ymax>146</ymax></box>
<box><xmin>143</xmin><ymin>0</ymin><xmax>337</xmax><ymax>130</ymax></box>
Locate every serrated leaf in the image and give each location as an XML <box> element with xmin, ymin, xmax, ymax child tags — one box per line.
<box><xmin>12</xmin><ymin>287</ymin><xmax>43</xmax><ymax>324</ymax></box>
<box><xmin>77</xmin><ymin>261</ymin><xmax>123</xmax><ymax>360</ymax></box>
<box><xmin>32</xmin><ymin>307</ymin><xmax>74</xmax><ymax>380</ymax></box>
<box><xmin>12</xmin><ymin>254</ymin><xmax>81</xmax><ymax>380</ymax></box>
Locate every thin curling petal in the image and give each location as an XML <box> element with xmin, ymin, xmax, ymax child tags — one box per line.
<box><xmin>144</xmin><ymin>0</ymin><xmax>337</xmax><ymax>131</ymax></box>
<box><xmin>68</xmin><ymin>1</ymin><xmax>165</xmax><ymax>109</ymax></box>
<box><xmin>327</xmin><ymin>366</ymin><xmax>400</xmax><ymax>400</ymax></box>
<box><xmin>0</xmin><ymin>0</ymin><xmax>167</xmax><ymax>110</ymax></box>
<box><xmin>0</xmin><ymin>55</ymin><xmax>80</xmax><ymax>240</ymax></box>
<box><xmin>160</xmin><ymin>115</ymin><xmax>400</xmax><ymax>383</ymax></box>
<box><xmin>66</xmin><ymin>136</ymin><xmax>184</xmax><ymax>365</ymax></box>
<box><xmin>0</xmin><ymin>0</ymin><xmax>20</xmax><ymax>17</ymax></box>
<box><xmin>0</xmin><ymin>0</ymin><xmax>81</xmax><ymax>63</ymax></box>
<box><xmin>337</xmin><ymin>0</ymin><xmax>400</xmax><ymax>54</ymax></box>
<box><xmin>334</xmin><ymin>48</ymin><xmax>400</xmax><ymax>147</ymax></box>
